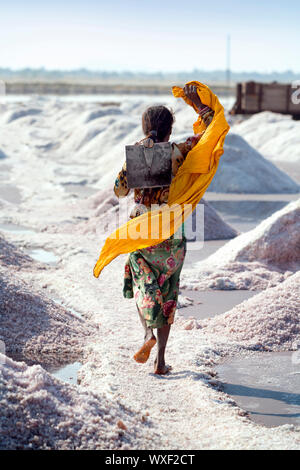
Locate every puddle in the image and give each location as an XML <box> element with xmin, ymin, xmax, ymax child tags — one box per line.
<box><xmin>27</xmin><ymin>248</ymin><xmax>59</xmax><ymax>265</ymax></box>
<box><xmin>7</xmin><ymin>349</ymin><xmax>83</xmax><ymax>385</ymax></box>
<box><xmin>48</xmin><ymin>361</ymin><xmax>82</xmax><ymax>385</ymax></box>
<box><xmin>0</xmin><ymin>184</ymin><xmax>22</xmax><ymax>204</ymax></box>
<box><xmin>217</xmin><ymin>351</ymin><xmax>300</xmax><ymax>428</ymax></box>
<box><xmin>178</xmin><ymin>289</ymin><xmax>258</xmax><ymax>320</ymax></box>
<box><xmin>0</xmin><ymin>222</ymin><xmax>36</xmax><ymax>235</ymax></box>
<box><xmin>7</xmin><ymin>350</ymin><xmax>82</xmax><ymax>382</ymax></box>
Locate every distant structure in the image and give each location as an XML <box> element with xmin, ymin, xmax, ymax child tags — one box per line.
<box><xmin>230</xmin><ymin>81</ymin><xmax>300</xmax><ymax>119</ymax></box>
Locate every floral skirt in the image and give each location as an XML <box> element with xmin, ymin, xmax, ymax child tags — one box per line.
<box><xmin>123</xmin><ymin>236</ymin><xmax>186</xmax><ymax>329</ymax></box>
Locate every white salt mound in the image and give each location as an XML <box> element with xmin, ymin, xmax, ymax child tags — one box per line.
<box><xmin>0</xmin><ymin>235</ymin><xmax>33</xmax><ymax>269</ymax></box>
<box><xmin>232</xmin><ymin>111</ymin><xmax>300</xmax><ymax>164</ymax></box>
<box><xmin>182</xmin><ymin>199</ymin><xmax>300</xmax><ymax>290</ymax></box>
<box><xmin>201</xmin><ymin>199</ymin><xmax>238</xmax><ymax>240</ymax></box>
<box><xmin>1</xmin><ymin>99</ymin><xmax>298</xmax><ymax>195</ymax></box>
<box><xmin>0</xmin><ymin>354</ymin><xmax>154</xmax><ymax>450</ymax></box>
<box><xmin>208</xmin><ymin>133</ymin><xmax>299</xmax><ymax>194</ymax></box>
<box><xmin>0</xmin><ymin>265</ymin><xmax>97</xmax><ymax>364</ymax></box>
<box><xmin>0</xmin><ymin>235</ymin><xmax>97</xmax><ymax>363</ymax></box>
<box><xmin>6</xmin><ymin>107</ymin><xmax>42</xmax><ymax>124</ymax></box>
<box><xmin>203</xmin><ymin>272</ymin><xmax>300</xmax><ymax>351</ymax></box>
<box><xmin>204</xmin><ymin>198</ymin><xmax>300</xmax><ymax>268</ymax></box>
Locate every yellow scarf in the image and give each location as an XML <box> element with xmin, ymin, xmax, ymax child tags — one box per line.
<box><xmin>93</xmin><ymin>81</ymin><xmax>230</xmax><ymax>278</ymax></box>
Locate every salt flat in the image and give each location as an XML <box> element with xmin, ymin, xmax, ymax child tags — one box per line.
<box><xmin>0</xmin><ymin>96</ymin><xmax>299</xmax><ymax>449</ymax></box>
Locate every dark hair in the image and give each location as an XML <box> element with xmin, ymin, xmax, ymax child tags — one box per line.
<box><xmin>142</xmin><ymin>105</ymin><xmax>174</xmax><ymax>143</ymax></box>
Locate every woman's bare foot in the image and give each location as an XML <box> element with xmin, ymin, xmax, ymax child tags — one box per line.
<box><xmin>133</xmin><ymin>334</ymin><xmax>156</xmax><ymax>364</ymax></box>
<box><xmin>154</xmin><ymin>358</ymin><xmax>172</xmax><ymax>375</ymax></box>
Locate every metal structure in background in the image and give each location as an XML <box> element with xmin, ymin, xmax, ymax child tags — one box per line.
<box><xmin>230</xmin><ymin>81</ymin><xmax>300</xmax><ymax>119</ymax></box>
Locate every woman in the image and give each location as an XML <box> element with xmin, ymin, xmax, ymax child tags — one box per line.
<box><xmin>114</xmin><ymin>85</ymin><xmax>214</xmax><ymax>374</ymax></box>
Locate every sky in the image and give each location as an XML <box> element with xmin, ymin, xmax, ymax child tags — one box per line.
<box><xmin>0</xmin><ymin>0</ymin><xmax>299</xmax><ymax>73</ymax></box>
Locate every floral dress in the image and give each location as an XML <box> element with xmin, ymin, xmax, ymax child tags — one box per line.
<box><xmin>114</xmin><ymin>107</ymin><xmax>214</xmax><ymax>329</ymax></box>
<box><xmin>123</xmin><ymin>232</ymin><xmax>187</xmax><ymax>328</ymax></box>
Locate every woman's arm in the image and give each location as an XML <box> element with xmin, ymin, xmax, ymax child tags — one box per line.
<box><xmin>184</xmin><ymin>84</ymin><xmax>214</xmax><ymax>127</ymax></box>
<box><xmin>114</xmin><ymin>162</ymin><xmax>130</xmax><ymax>198</ymax></box>
<box><xmin>172</xmin><ymin>85</ymin><xmax>214</xmax><ymax>162</ymax></box>
<box><xmin>198</xmin><ymin>106</ymin><xmax>214</xmax><ymax>127</ymax></box>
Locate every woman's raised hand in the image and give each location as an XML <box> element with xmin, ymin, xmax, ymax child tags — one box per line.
<box><xmin>183</xmin><ymin>84</ymin><xmax>203</xmax><ymax>110</ymax></box>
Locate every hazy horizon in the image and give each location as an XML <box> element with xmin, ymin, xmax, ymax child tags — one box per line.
<box><xmin>1</xmin><ymin>68</ymin><xmax>299</xmax><ymax>87</ymax></box>
<box><xmin>1</xmin><ymin>66</ymin><xmax>299</xmax><ymax>75</ymax></box>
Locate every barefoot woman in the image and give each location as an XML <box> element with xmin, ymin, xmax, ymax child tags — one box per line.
<box><xmin>114</xmin><ymin>85</ymin><xmax>214</xmax><ymax>374</ymax></box>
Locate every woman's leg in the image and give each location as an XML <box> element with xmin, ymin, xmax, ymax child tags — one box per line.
<box><xmin>154</xmin><ymin>324</ymin><xmax>172</xmax><ymax>374</ymax></box>
<box><xmin>153</xmin><ymin>240</ymin><xmax>186</xmax><ymax>374</ymax></box>
<box><xmin>137</xmin><ymin>306</ymin><xmax>156</xmax><ymax>343</ymax></box>
<box><xmin>133</xmin><ymin>307</ymin><xmax>156</xmax><ymax>364</ymax></box>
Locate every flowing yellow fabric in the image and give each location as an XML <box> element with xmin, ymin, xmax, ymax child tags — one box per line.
<box><xmin>93</xmin><ymin>81</ymin><xmax>230</xmax><ymax>278</ymax></box>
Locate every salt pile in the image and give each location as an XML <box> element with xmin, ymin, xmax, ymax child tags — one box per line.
<box><xmin>181</xmin><ymin>198</ymin><xmax>300</xmax><ymax>290</ymax></box>
<box><xmin>5</xmin><ymin>107</ymin><xmax>42</xmax><ymax>124</ymax></box>
<box><xmin>0</xmin><ymin>354</ymin><xmax>157</xmax><ymax>450</ymax></box>
<box><xmin>203</xmin><ymin>272</ymin><xmax>300</xmax><ymax>351</ymax></box>
<box><xmin>212</xmin><ymin>198</ymin><xmax>300</xmax><ymax>268</ymax></box>
<box><xmin>207</xmin><ymin>133</ymin><xmax>299</xmax><ymax>194</ymax></box>
<box><xmin>0</xmin><ymin>266</ymin><xmax>97</xmax><ymax>365</ymax></box>
<box><xmin>0</xmin><ymin>235</ymin><xmax>97</xmax><ymax>365</ymax></box>
<box><xmin>0</xmin><ymin>235</ymin><xmax>33</xmax><ymax>270</ymax></box>
<box><xmin>1</xmin><ymin>99</ymin><xmax>298</xmax><ymax>195</ymax></box>
<box><xmin>232</xmin><ymin>111</ymin><xmax>300</xmax><ymax>164</ymax></box>
<box><xmin>200</xmin><ymin>199</ymin><xmax>238</xmax><ymax>240</ymax></box>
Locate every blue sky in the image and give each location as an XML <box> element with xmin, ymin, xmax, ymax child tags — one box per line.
<box><xmin>0</xmin><ymin>0</ymin><xmax>299</xmax><ymax>72</ymax></box>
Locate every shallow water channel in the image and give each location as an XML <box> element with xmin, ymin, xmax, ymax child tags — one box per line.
<box><xmin>217</xmin><ymin>351</ymin><xmax>300</xmax><ymax>428</ymax></box>
<box><xmin>179</xmin><ymin>289</ymin><xmax>258</xmax><ymax>320</ymax></box>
